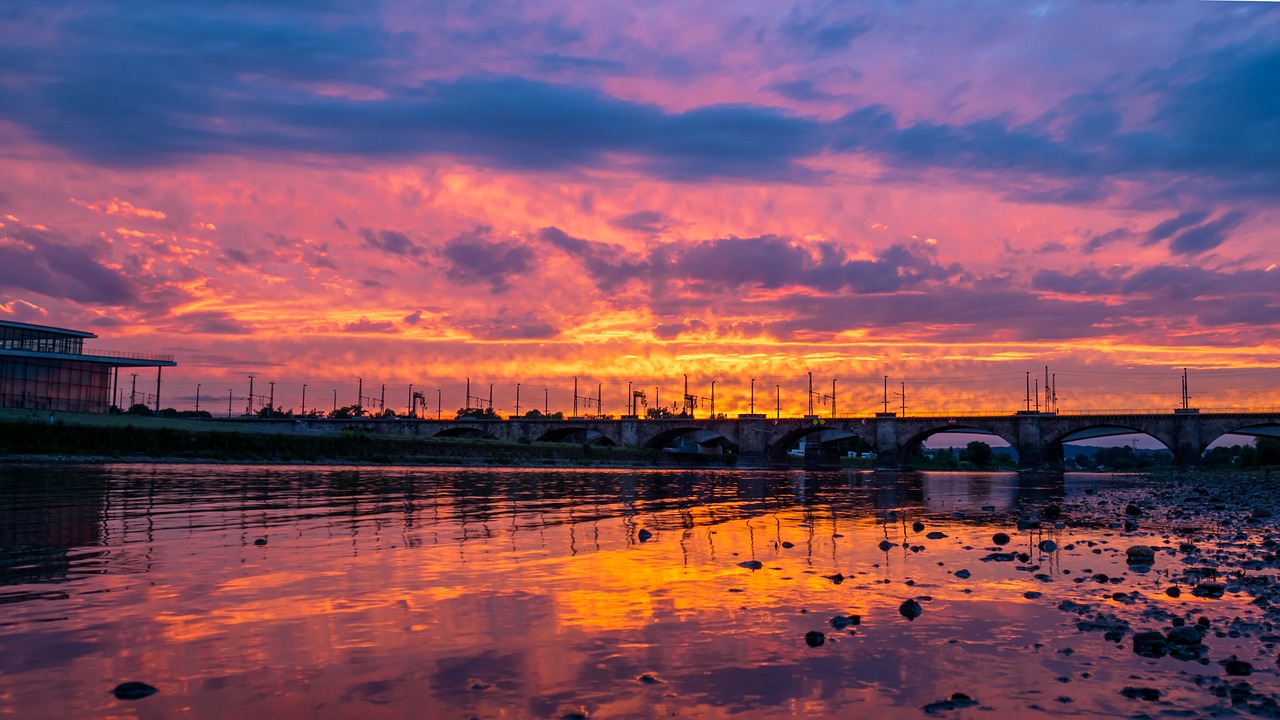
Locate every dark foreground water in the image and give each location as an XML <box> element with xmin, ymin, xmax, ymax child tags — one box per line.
<box><xmin>1</xmin><ymin>465</ymin><xmax>1277</xmax><ymax>719</ymax></box>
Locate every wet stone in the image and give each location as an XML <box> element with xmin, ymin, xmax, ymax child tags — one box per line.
<box><xmin>1166</xmin><ymin>586</ymin><xmax>1182</xmax><ymax>598</ymax></box>
<box><xmin>253</xmin><ymin>537</ymin><xmax>267</xmax><ymax>546</ymax></box>
<box><xmin>899</xmin><ymin>599</ymin><xmax>923</xmax><ymax>620</ymax></box>
<box><xmin>823</xmin><ymin>573</ymin><xmax>845</xmax><ymax>584</ymax></box>
<box><xmin>804</xmin><ymin>631</ymin><xmax>826</xmax><ymax>647</ymax></box>
<box><xmin>1126</xmin><ymin>545</ymin><xmax>1157</xmax><ymax>564</ymax></box>
<box><xmin>1224</xmin><ymin>658</ymin><xmax>1254</xmax><ymax>676</ymax></box>
<box><xmin>1193</xmin><ymin>582</ymin><xmax>1226</xmax><ymax>599</ymax></box>
<box><xmin>1125</xmin><ymin>503</ymin><xmax>1145</xmax><ymax>517</ymax></box>
<box><xmin>981</xmin><ymin>552</ymin><xmax>1017</xmax><ymax>562</ymax></box>
<box><xmin>636</xmin><ymin>673</ymin><xmax>664</xmax><ymax>685</ymax></box>
<box><xmin>926</xmin><ymin>531</ymin><xmax>947</xmax><ymax>540</ymax></box>
<box><xmin>912</xmin><ymin>521</ymin><xmax>926</xmax><ymax>533</ymax></box>
<box><xmin>780</xmin><ymin>541</ymin><xmax>794</xmax><ymax>549</ymax></box>
<box><xmin>737</xmin><ymin>560</ymin><xmax>763</xmax><ymax>570</ymax></box>
<box><xmin>992</xmin><ymin>532</ymin><xmax>1011</xmax><ymax>546</ymax></box>
<box><xmin>922</xmin><ymin>693</ymin><xmax>978</xmax><ymax>713</ymax></box>
<box><xmin>1120</xmin><ymin>687</ymin><xmax>1161</xmax><ymax>701</ymax></box>
<box><xmin>111</xmin><ymin>682</ymin><xmax>157</xmax><ymax>701</ymax></box>
<box><xmin>878</xmin><ymin>540</ymin><xmax>896</xmax><ymax>551</ymax></box>
<box><xmin>1133</xmin><ymin>631</ymin><xmax>1169</xmax><ymax>658</ymax></box>
<box><xmin>830</xmin><ymin>615</ymin><xmax>861</xmax><ymax>629</ymax></box>
<box><xmin>954</xmin><ymin>569</ymin><xmax>971</xmax><ymax>579</ymax></box>
<box><xmin>638</xmin><ymin>529</ymin><xmax>653</xmax><ymax>542</ymax></box>
<box><xmin>1039</xmin><ymin>540</ymin><xmax>1058</xmax><ymax>552</ymax></box>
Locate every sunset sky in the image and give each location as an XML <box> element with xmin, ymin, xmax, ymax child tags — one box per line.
<box><xmin>1</xmin><ymin>0</ymin><xmax>1277</xmax><ymax>416</ymax></box>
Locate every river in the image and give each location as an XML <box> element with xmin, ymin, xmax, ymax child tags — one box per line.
<box><xmin>1</xmin><ymin>464</ymin><xmax>1275</xmax><ymax>718</ymax></box>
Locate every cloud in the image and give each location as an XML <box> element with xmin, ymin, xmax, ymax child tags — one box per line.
<box><xmin>0</xmin><ymin>221</ymin><xmax>135</xmax><ymax>304</ymax></box>
<box><xmin>341</xmin><ymin>317</ymin><xmax>396</xmax><ymax>333</ymax></box>
<box><xmin>1167</xmin><ymin>210</ymin><xmax>1248</xmax><ymax>255</ymax></box>
<box><xmin>333</xmin><ymin>217</ymin><xmax>349</xmax><ymax>231</ymax></box>
<box><xmin>165</xmin><ymin>311</ymin><xmax>251</xmax><ymax>335</ymax></box>
<box><xmin>607</xmin><ymin>210</ymin><xmax>674</xmax><ymax>234</ymax></box>
<box><xmin>442</xmin><ymin>227</ymin><xmax>536</xmax><ymax>293</ymax></box>
<box><xmin>447</xmin><ymin>314</ymin><xmax>559</xmax><ymax>340</ymax></box>
<box><xmin>1146</xmin><ymin>210</ymin><xmax>1211</xmax><ymax>244</ymax></box>
<box><xmin>358</xmin><ymin>227</ymin><xmax>422</xmax><ymax>258</ymax></box>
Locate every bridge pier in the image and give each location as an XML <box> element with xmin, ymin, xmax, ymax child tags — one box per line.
<box><xmin>875</xmin><ymin>413</ymin><xmax>899</xmax><ymax>469</ymax></box>
<box><xmin>1015</xmin><ymin>412</ymin><xmax>1045</xmax><ymax>470</ymax></box>
<box><xmin>1173</xmin><ymin>409</ymin><xmax>1203</xmax><ymax>467</ymax></box>
<box><xmin>735</xmin><ymin>415</ymin><xmax>771</xmax><ymax>467</ymax></box>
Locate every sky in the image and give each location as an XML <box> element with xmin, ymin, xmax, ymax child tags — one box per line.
<box><xmin>1</xmin><ymin>0</ymin><xmax>1278</xmax><ymax>418</ymax></box>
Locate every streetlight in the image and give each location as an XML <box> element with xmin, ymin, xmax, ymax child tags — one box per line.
<box><xmin>195</xmin><ymin>383</ymin><xmax>201</xmax><ymax>413</ymax></box>
<box><xmin>302</xmin><ymin>384</ymin><xmax>307</xmax><ymax>417</ymax></box>
<box><xmin>750</xmin><ymin>378</ymin><xmax>755</xmax><ymax>415</ymax></box>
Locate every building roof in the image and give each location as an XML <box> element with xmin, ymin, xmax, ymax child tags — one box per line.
<box><xmin>0</xmin><ymin>319</ymin><xmax>96</xmax><ymax>338</ymax></box>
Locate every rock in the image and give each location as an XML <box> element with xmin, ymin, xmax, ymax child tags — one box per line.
<box><xmin>1024</xmin><ymin>591</ymin><xmax>1042</xmax><ymax>599</ymax></box>
<box><xmin>737</xmin><ymin>560</ymin><xmax>763</xmax><ymax>570</ymax></box>
<box><xmin>1039</xmin><ymin>540</ymin><xmax>1058</xmax><ymax>552</ymax></box>
<box><xmin>1124</xmin><ymin>520</ymin><xmax>1139</xmax><ymax>532</ymax></box>
<box><xmin>954</xmin><ymin>569</ymin><xmax>971</xmax><ymax>579</ymax></box>
<box><xmin>912</xmin><ymin>521</ymin><xmax>926</xmax><ymax>533</ymax></box>
<box><xmin>1193</xmin><ymin>582</ymin><xmax>1225</xmax><ymax>599</ymax></box>
<box><xmin>926</xmin><ymin>531</ymin><xmax>947</xmax><ymax>539</ymax></box>
<box><xmin>830</xmin><ymin>614</ymin><xmax>861</xmax><ymax>629</ymax></box>
<box><xmin>981</xmin><ymin>552</ymin><xmax>1017</xmax><ymax>562</ymax></box>
<box><xmin>781</xmin><ymin>541</ymin><xmax>794</xmax><ymax>549</ymax></box>
<box><xmin>1225</xmin><ymin>658</ymin><xmax>1253</xmax><ymax>676</ymax></box>
<box><xmin>804</xmin><ymin>631</ymin><xmax>826</xmax><ymax>647</ymax></box>
<box><xmin>823</xmin><ymin>573</ymin><xmax>845</xmax><ymax>584</ymax></box>
<box><xmin>638</xmin><ymin>529</ymin><xmax>653</xmax><ymax>542</ymax></box>
<box><xmin>1125</xmin><ymin>503</ymin><xmax>1144</xmax><ymax>517</ymax></box>
<box><xmin>922</xmin><ymin>693</ymin><xmax>978</xmax><ymax>713</ymax></box>
<box><xmin>899</xmin><ymin>599</ymin><xmax>923</xmax><ymax>620</ymax></box>
<box><xmin>1166</xmin><ymin>626</ymin><xmax>1203</xmax><ymax>646</ymax></box>
<box><xmin>1252</xmin><ymin>507</ymin><xmax>1273</xmax><ymax>519</ymax></box>
<box><xmin>1017</xmin><ymin>518</ymin><xmax>1041</xmax><ymax>530</ymax></box>
<box><xmin>636</xmin><ymin>673</ymin><xmax>663</xmax><ymax>685</ymax></box>
<box><xmin>253</xmin><ymin>537</ymin><xmax>267</xmax><ymax>546</ymax></box>
<box><xmin>992</xmin><ymin>532</ymin><xmax>1011</xmax><ymax>545</ymax></box>
<box><xmin>878</xmin><ymin>540</ymin><xmax>895</xmax><ymax>551</ymax></box>
<box><xmin>1132</xmin><ymin>631</ymin><xmax>1169</xmax><ymax>658</ymax></box>
<box><xmin>1166</xmin><ymin>586</ymin><xmax>1182</xmax><ymax>598</ymax></box>
<box><xmin>1125</xmin><ymin>545</ymin><xmax>1156</xmax><ymax>564</ymax></box>
<box><xmin>111</xmin><ymin>682</ymin><xmax>157</xmax><ymax>700</ymax></box>
<box><xmin>1043</xmin><ymin>504</ymin><xmax>1061</xmax><ymax>519</ymax></box>
<box><xmin>1120</xmin><ymin>687</ymin><xmax>1161</xmax><ymax>701</ymax></box>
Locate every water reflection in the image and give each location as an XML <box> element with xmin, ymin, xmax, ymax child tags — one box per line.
<box><xmin>1</xmin><ymin>464</ymin><xmax>1241</xmax><ymax>719</ymax></box>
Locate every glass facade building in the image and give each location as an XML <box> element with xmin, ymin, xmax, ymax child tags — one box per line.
<box><xmin>0</xmin><ymin>321</ymin><xmax>176</xmax><ymax>414</ymax></box>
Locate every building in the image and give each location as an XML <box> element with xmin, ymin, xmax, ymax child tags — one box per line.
<box><xmin>0</xmin><ymin>320</ymin><xmax>176</xmax><ymax>414</ymax></box>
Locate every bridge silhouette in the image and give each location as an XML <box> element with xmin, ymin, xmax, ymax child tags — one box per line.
<box><xmin>309</xmin><ymin>409</ymin><xmax>1280</xmax><ymax>470</ymax></box>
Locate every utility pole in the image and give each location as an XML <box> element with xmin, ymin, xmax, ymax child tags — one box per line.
<box><xmin>357</xmin><ymin>376</ymin><xmax>363</xmax><ymax>414</ymax></box>
<box><xmin>332</xmin><ymin>389</ymin><xmax>337</xmax><ymax>414</ymax></box>
<box><xmin>302</xmin><ymin>384</ymin><xmax>306</xmax><ymax>416</ymax></box>
<box><xmin>683</xmin><ymin>374</ymin><xmax>691</xmax><ymax>417</ymax></box>
<box><xmin>900</xmin><ymin>381</ymin><xmax>906</xmax><ymax>415</ymax></box>
<box><xmin>380</xmin><ymin>384</ymin><xmax>385</xmax><ymax>413</ymax></box>
<box><xmin>627</xmin><ymin>381</ymin><xmax>632</xmax><ymax>415</ymax></box>
<box><xmin>407</xmin><ymin>384</ymin><xmax>412</xmax><ymax>417</ymax></box>
<box><xmin>1035</xmin><ymin>379</ymin><xmax>1040</xmax><ymax>412</ymax></box>
<box><xmin>831</xmin><ymin>379</ymin><xmax>837</xmax><ymax>418</ymax></box>
<box><xmin>515</xmin><ymin>383</ymin><xmax>521</xmax><ymax>417</ymax></box>
<box><xmin>573</xmin><ymin>376</ymin><xmax>578</xmax><ymax>417</ymax></box>
<box><xmin>807</xmin><ymin>371</ymin><xmax>814</xmax><ymax>416</ymax></box>
<box><xmin>488</xmin><ymin>383</ymin><xmax>493</xmax><ymax>412</ymax></box>
<box><xmin>130</xmin><ymin>373</ymin><xmax>137</xmax><ymax>408</ymax></box>
<box><xmin>597</xmin><ymin>383</ymin><xmax>602</xmax><ymax>417</ymax></box>
<box><xmin>268</xmin><ymin>381</ymin><xmax>275</xmax><ymax>416</ymax></box>
<box><xmin>710</xmin><ymin>380</ymin><xmax>716</xmax><ymax>417</ymax></box>
<box><xmin>544</xmin><ymin>387</ymin><xmax>548</xmax><ymax>415</ymax></box>
<box><xmin>155</xmin><ymin>367</ymin><xmax>161</xmax><ymax>414</ymax></box>
<box><xmin>1025</xmin><ymin>371</ymin><xmax>1031</xmax><ymax>412</ymax></box>
<box><xmin>227</xmin><ymin>389</ymin><xmax>232</xmax><ymax>418</ymax></box>
<box><xmin>1051</xmin><ymin>374</ymin><xmax>1056</xmax><ymax>413</ymax></box>
<box><xmin>195</xmin><ymin>383</ymin><xmax>201</xmax><ymax>413</ymax></box>
<box><xmin>776</xmin><ymin>384</ymin><xmax>780</xmax><ymax>419</ymax></box>
<box><xmin>437</xmin><ymin>388</ymin><xmax>442</xmax><ymax>419</ymax></box>
<box><xmin>750</xmin><ymin>378</ymin><xmax>755</xmax><ymax>414</ymax></box>
<box><xmin>465</xmin><ymin>377</ymin><xmax>470</xmax><ymax>411</ymax></box>
<box><xmin>883</xmin><ymin>376</ymin><xmax>888</xmax><ymax>414</ymax></box>
<box><xmin>1044</xmin><ymin>366</ymin><xmax>1050</xmax><ymax>414</ymax></box>
<box><xmin>247</xmin><ymin>374</ymin><xmax>254</xmax><ymax>415</ymax></box>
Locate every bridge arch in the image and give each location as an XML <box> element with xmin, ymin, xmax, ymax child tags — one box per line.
<box><xmin>1045</xmin><ymin>423</ymin><xmax>1176</xmax><ymax>470</ymax></box>
<box><xmin>898</xmin><ymin>424</ymin><xmax>1020</xmax><ymax>468</ymax></box>
<box><xmin>1203</xmin><ymin>422</ymin><xmax>1280</xmax><ymax>447</ymax></box>
<box><xmin>644</xmin><ymin>427</ymin><xmax>736</xmax><ymax>454</ymax></box>
<box><xmin>766</xmin><ymin>425</ymin><xmax>876</xmax><ymax>464</ymax></box>
<box><xmin>535</xmin><ymin>426</ymin><xmax>618</xmax><ymax>446</ymax></box>
<box><xmin>433</xmin><ymin>425</ymin><xmax>499</xmax><ymax>440</ymax></box>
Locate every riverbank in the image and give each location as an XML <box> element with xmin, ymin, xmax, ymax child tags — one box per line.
<box><xmin>0</xmin><ymin>417</ymin><xmax>664</xmax><ymax>467</ymax></box>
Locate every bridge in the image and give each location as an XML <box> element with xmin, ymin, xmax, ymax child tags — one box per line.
<box><xmin>302</xmin><ymin>409</ymin><xmax>1280</xmax><ymax>470</ymax></box>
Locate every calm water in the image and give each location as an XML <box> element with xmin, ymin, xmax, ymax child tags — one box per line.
<box><xmin>0</xmin><ymin>465</ymin><xmax>1271</xmax><ymax>718</ymax></box>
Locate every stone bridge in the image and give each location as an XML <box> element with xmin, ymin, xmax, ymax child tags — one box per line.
<box><xmin>302</xmin><ymin>409</ymin><xmax>1280</xmax><ymax>470</ymax></box>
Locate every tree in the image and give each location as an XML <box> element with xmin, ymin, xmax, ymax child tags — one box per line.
<box><xmin>1258</xmin><ymin>437</ymin><xmax>1280</xmax><ymax>466</ymax></box>
<box><xmin>961</xmin><ymin>441</ymin><xmax>994</xmax><ymax>468</ymax></box>
<box><xmin>457</xmin><ymin>407</ymin><xmax>499</xmax><ymax>420</ymax></box>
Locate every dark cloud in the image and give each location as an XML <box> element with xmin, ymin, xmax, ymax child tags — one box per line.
<box><xmin>542</xmin><ymin>228</ymin><xmax>960</xmax><ymax>295</ymax></box>
<box><xmin>607</xmin><ymin>210</ymin><xmax>673</xmax><ymax>234</ymax></box>
<box><xmin>1167</xmin><ymin>210</ymin><xmax>1247</xmax><ymax>255</ymax></box>
<box><xmin>1146</xmin><ymin>210</ymin><xmax>1210</xmax><ymax>244</ymax></box>
<box><xmin>341</xmin><ymin>317</ymin><xmax>396</xmax><ymax>333</ymax></box>
<box><xmin>166</xmin><ymin>311</ymin><xmax>250</xmax><ymax>335</ymax></box>
<box><xmin>224</xmin><ymin>247</ymin><xmax>251</xmax><ymax>265</ymax></box>
<box><xmin>0</xmin><ymin>222</ymin><xmax>135</xmax><ymax>304</ymax></box>
<box><xmin>1083</xmin><ymin>228</ymin><xmax>1134</xmax><ymax>254</ymax></box>
<box><xmin>768</xmin><ymin>79</ymin><xmax>843</xmax><ymax>103</ymax></box>
<box><xmin>402</xmin><ymin>311</ymin><xmax>421</xmax><ymax>325</ymax></box>
<box><xmin>780</xmin><ymin>10</ymin><xmax>869</xmax><ymax>51</ymax></box>
<box><xmin>442</xmin><ymin>227</ymin><xmax>536</xmax><ymax>293</ymax></box>
<box><xmin>449</xmin><ymin>315</ymin><xmax>559</xmax><ymax>340</ymax></box>
<box><xmin>333</xmin><ymin>217</ymin><xmax>348</xmax><ymax>231</ymax></box>
<box><xmin>358</xmin><ymin>227</ymin><xmax>422</xmax><ymax>258</ymax></box>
